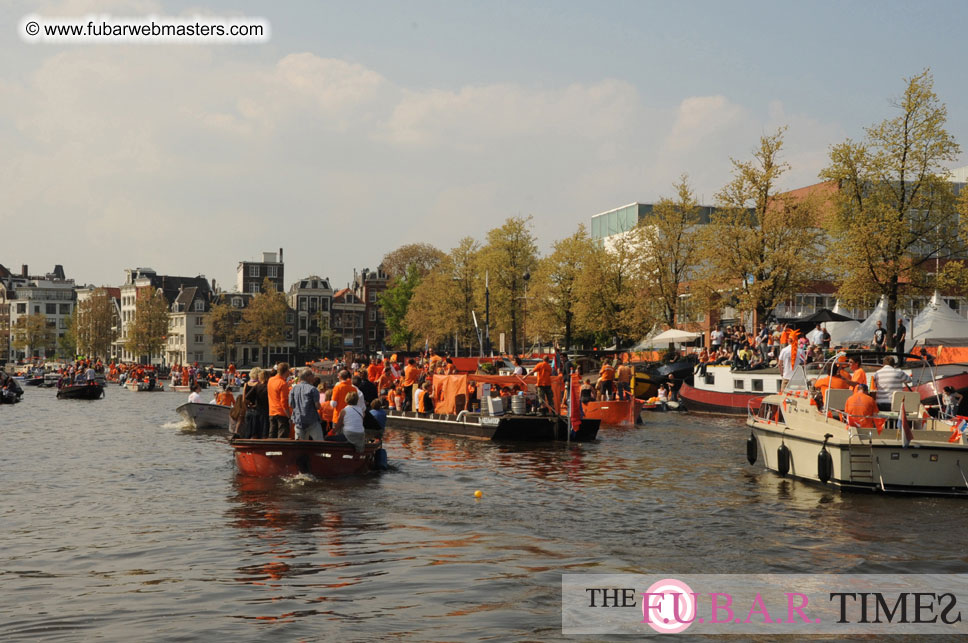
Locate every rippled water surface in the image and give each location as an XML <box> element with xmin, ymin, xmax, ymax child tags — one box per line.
<box><xmin>3</xmin><ymin>386</ymin><xmax>968</xmax><ymax>641</ymax></box>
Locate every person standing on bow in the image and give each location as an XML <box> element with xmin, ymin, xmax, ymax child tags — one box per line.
<box><xmin>289</xmin><ymin>369</ymin><xmax>323</xmax><ymax>440</ymax></box>
<box><xmin>267</xmin><ymin>362</ymin><xmax>292</xmax><ymax>439</ymax></box>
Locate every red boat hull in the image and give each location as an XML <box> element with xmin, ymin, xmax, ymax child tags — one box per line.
<box><xmin>679</xmin><ymin>382</ymin><xmax>762</xmax><ymax>416</ymax></box>
<box><xmin>917</xmin><ymin>370</ymin><xmax>968</xmax><ymax>412</ymax></box>
<box><xmin>232</xmin><ymin>439</ymin><xmax>380</xmax><ymax>478</ymax></box>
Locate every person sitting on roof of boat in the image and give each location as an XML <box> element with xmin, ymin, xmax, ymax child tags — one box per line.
<box><xmin>871</xmin><ymin>355</ymin><xmax>912</xmax><ymax>412</ymax></box>
<box><xmin>844</xmin><ymin>383</ymin><xmax>879</xmax><ymax>429</ymax></box>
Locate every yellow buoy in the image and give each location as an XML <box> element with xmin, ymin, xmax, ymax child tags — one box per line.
<box><xmin>474</xmin><ymin>490</ymin><xmax>483</xmax><ymax>498</ymax></box>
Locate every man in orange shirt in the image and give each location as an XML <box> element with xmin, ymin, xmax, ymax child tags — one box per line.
<box><xmin>267</xmin><ymin>362</ymin><xmax>292</xmax><ymax>439</ymax></box>
<box><xmin>848</xmin><ymin>357</ymin><xmax>867</xmax><ymax>390</ymax></box>
<box><xmin>378</xmin><ymin>368</ymin><xmax>396</xmax><ymax>397</ymax></box>
<box><xmin>598</xmin><ymin>361</ymin><xmax>616</xmax><ymax>400</ymax></box>
<box><xmin>367</xmin><ymin>358</ymin><xmax>383</xmax><ymax>384</ymax></box>
<box><xmin>402</xmin><ymin>358</ymin><xmax>419</xmax><ymax>411</ymax></box>
<box><xmin>329</xmin><ymin>370</ymin><xmax>357</xmax><ymax>416</ymax></box>
<box><xmin>531</xmin><ymin>356</ymin><xmax>554</xmax><ymax>414</ymax></box>
<box><xmin>814</xmin><ymin>367</ymin><xmax>852</xmax><ymax>403</ymax></box>
<box><xmin>615</xmin><ymin>362</ymin><xmax>633</xmax><ymax>400</ymax></box>
<box><xmin>844</xmin><ymin>383</ymin><xmax>879</xmax><ymax>429</ymax></box>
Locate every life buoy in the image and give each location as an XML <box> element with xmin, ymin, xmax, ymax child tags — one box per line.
<box><xmin>746</xmin><ymin>432</ymin><xmax>758</xmax><ymax>465</ymax></box>
<box><xmin>817</xmin><ymin>447</ymin><xmax>833</xmax><ymax>483</ymax></box>
<box><xmin>777</xmin><ymin>444</ymin><xmax>791</xmax><ymax>476</ymax></box>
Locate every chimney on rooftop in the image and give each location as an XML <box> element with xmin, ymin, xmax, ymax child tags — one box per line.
<box><xmin>21</xmin><ymin>264</ymin><xmax>28</xmax><ymax>278</ymax></box>
<box><xmin>212</xmin><ymin>278</ymin><xmax>217</xmax><ymax>292</ymax></box>
<box><xmin>279</xmin><ymin>247</ymin><xmax>283</xmax><ymax>263</ymax></box>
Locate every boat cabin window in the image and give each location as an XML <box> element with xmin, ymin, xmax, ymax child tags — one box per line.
<box><xmin>751</xmin><ymin>379</ymin><xmax>763</xmax><ymax>392</ymax></box>
<box><xmin>757</xmin><ymin>402</ymin><xmax>784</xmax><ymax>423</ymax></box>
<box><xmin>734</xmin><ymin>379</ymin><xmax>744</xmax><ymax>390</ymax></box>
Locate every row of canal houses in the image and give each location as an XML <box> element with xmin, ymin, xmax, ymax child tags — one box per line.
<box><xmin>0</xmin><ymin>249</ymin><xmax>389</xmax><ymax>368</ymax></box>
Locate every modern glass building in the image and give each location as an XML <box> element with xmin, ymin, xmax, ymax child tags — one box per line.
<box><xmin>590</xmin><ymin>202</ymin><xmax>715</xmax><ymax>243</ymax></box>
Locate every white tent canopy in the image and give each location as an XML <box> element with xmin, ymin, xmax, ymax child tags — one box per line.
<box><xmin>910</xmin><ymin>292</ymin><xmax>968</xmax><ymax>344</ymax></box>
<box><xmin>827</xmin><ymin>300</ymin><xmax>861</xmax><ymax>346</ymax></box>
<box><xmin>840</xmin><ymin>296</ymin><xmax>888</xmax><ymax>345</ymax></box>
<box><xmin>631</xmin><ymin>328</ymin><xmax>702</xmax><ymax>350</ymax></box>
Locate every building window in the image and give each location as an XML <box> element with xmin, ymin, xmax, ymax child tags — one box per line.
<box><xmin>369</xmin><ymin>309</ymin><xmax>376</xmax><ymax>321</ymax></box>
<box><xmin>16</xmin><ymin>303</ymin><xmax>25</xmax><ymax>314</ymax></box>
<box><xmin>194</xmin><ymin>300</ymin><xmax>204</xmax><ymax>312</ymax></box>
<box><xmin>369</xmin><ymin>292</ymin><xmax>376</xmax><ymax>303</ymax></box>
<box><xmin>59</xmin><ymin>304</ymin><xmax>71</xmax><ymax>315</ymax></box>
<box><xmin>195</xmin><ymin>316</ymin><xmax>204</xmax><ymax>326</ymax></box>
<box><xmin>267</xmin><ymin>266</ymin><xmax>278</xmax><ymax>278</ymax></box>
<box><xmin>34</xmin><ymin>305</ymin><xmax>40</xmax><ymax>314</ymax></box>
<box><xmin>249</xmin><ymin>265</ymin><xmax>259</xmax><ymax>277</ymax></box>
<box><xmin>299</xmin><ymin>298</ymin><xmax>307</xmax><ymax>311</ymax></box>
<box><xmin>286</xmin><ymin>312</ymin><xmax>294</xmax><ymax>324</ymax></box>
<box><xmin>194</xmin><ymin>335</ymin><xmax>203</xmax><ymax>343</ymax></box>
<box><xmin>369</xmin><ymin>329</ymin><xmax>376</xmax><ymax>340</ymax></box>
<box><xmin>299</xmin><ymin>317</ymin><xmax>307</xmax><ymax>330</ymax></box>
<box><xmin>250</xmin><ymin>283</ymin><xmax>260</xmax><ymax>294</ymax></box>
<box><xmin>232</xmin><ymin>297</ymin><xmax>242</xmax><ymax>308</ymax></box>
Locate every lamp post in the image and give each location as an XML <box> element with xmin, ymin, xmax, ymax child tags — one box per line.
<box><xmin>520</xmin><ymin>271</ymin><xmax>531</xmax><ymax>355</ymax></box>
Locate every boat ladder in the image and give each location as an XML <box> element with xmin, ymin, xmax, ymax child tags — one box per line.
<box><xmin>847</xmin><ymin>432</ymin><xmax>875</xmax><ymax>485</ymax></box>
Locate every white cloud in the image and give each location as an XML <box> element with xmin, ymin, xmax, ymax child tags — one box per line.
<box><xmin>0</xmin><ymin>43</ymin><xmax>841</xmax><ymax>288</ymax></box>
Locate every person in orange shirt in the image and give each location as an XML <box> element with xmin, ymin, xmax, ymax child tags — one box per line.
<box><xmin>844</xmin><ymin>383</ymin><xmax>879</xmax><ymax>429</ymax></box>
<box><xmin>402</xmin><ymin>359</ymin><xmax>419</xmax><ymax>411</ymax></box>
<box><xmin>848</xmin><ymin>357</ymin><xmax>867</xmax><ymax>390</ymax></box>
<box><xmin>443</xmin><ymin>358</ymin><xmax>457</xmax><ymax>375</ymax></box>
<box><xmin>266</xmin><ymin>362</ymin><xmax>292</xmax><ymax>439</ymax></box>
<box><xmin>317</xmin><ymin>383</ymin><xmax>335</xmax><ymax>431</ymax></box>
<box><xmin>329</xmin><ymin>370</ymin><xmax>357</xmax><ymax>416</ymax></box>
<box><xmin>531</xmin><ymin>356</ymin><xmax>554</xmax><ymax>413</ymax></box>
<box><xmin>367</xmin><ymin>359</ymin><xmax>383</xmax><ymax>384</ymax></box>
<box><xmin>598</xmin><ymin>361</ymin><xmax>616</xmax><ymax>399</ymax></box>
<box><xmin>378</xmin><ymin>369</ymin><xmax>396</xmax><ymax>397</ymax></box>
<box><xmin>215</xmin><ymin>383</ymin><xmax>235</xmax><ymax>407</ymax></box>
<box><xmin>813</xmin><ymin>367</ymin><xmax>852</xmax><ymax>406</ymax></box>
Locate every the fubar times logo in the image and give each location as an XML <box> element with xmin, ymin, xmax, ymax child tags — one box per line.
<box><xmin>563</xmin><ymin>574</ymin><xmax>968</xmax><ymax>635</ymax></box>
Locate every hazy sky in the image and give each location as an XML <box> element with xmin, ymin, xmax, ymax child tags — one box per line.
<box><xmin>2</xmin><ymin>0</ymin><xmax>967</xmax><ymax>291</ymax></box>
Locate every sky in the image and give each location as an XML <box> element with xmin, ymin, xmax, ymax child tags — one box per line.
<box><xmin>2</xmin><ymin>0</ymin><xmax>967</xmax><ymax>292</ymax></box>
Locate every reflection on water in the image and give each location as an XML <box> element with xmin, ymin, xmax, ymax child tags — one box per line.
<box><xmin>2</xmin><ymin>387</ymin><xmax>968</xmax><ymax>640</ymax></box>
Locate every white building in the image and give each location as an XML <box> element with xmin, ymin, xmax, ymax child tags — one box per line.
<box><xmin>1</xmin><ymin>264</ymin><xmax>75</xmax><ymax>361</ymax></box>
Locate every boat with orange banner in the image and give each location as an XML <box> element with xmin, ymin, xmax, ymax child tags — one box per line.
<box><xmin>385</xmin><ymin>372</ymin><xmax>600</xmax><ymax>442</ymax></box>
<box><xmin>231</xmin><ymin>438</ymin><xmax>385</xmax><ymax>477</ymax></box>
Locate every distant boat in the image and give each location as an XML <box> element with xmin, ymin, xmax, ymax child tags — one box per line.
<box><xmin>57</xmin><ymin>382</ymin><xmax>105</xmax><ymax>400</ymax></box>
<box><xmin>176</xmin><ymin>402</ymin><xmax>231</xmax><ymax>430</ymax></box>
<box><xmin>126</xmin><ymin>380</ymin><xmax>164</xmax><ymax>392</ymax></box>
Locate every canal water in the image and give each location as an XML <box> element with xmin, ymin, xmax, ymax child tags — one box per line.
<box><xmin>2</xmin><ymin>386</ymin><xmax>967</xmax><ymax>641</ymax></box>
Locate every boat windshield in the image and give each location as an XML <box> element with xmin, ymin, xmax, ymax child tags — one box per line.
<box><xmin>785</xmin><ymin>366</ymin><xmax>811</xmax><ymax>392</ymax></box>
